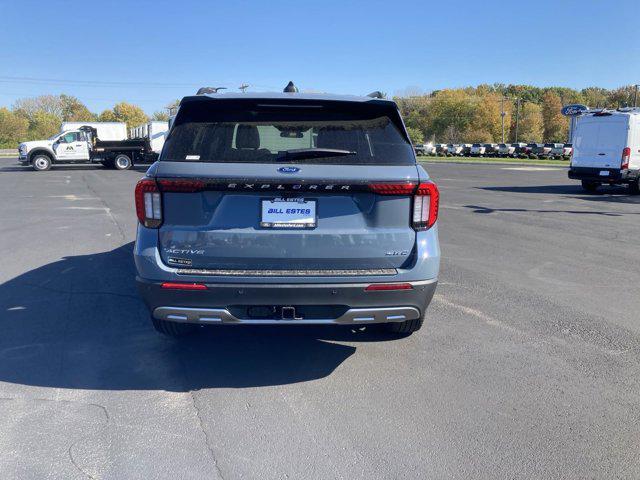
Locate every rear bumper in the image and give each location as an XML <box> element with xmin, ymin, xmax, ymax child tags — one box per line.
<box><xmin>153</xmin><ymin>305</ymin><xmax>422</xmax><ymax>325</ymax></box>
<box><xmin>137</xmin><ymin>277</ymin><xmax>437</xmax><ymax>325</ymax></box>
<box><xmin>568</xmin><ymin>167</ymin><xmax>638</xmax><ymax>183</ymax></box>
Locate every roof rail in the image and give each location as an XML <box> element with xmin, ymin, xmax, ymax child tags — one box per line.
<box><xmin>616</xmin><ymin>106</ymin><xmax>640</xmax><ymax>112</ymax></box>
<box><xmin>196</xmin><ymin>87</ymin><xmax>227</xmax><ymax>95</ymax></box>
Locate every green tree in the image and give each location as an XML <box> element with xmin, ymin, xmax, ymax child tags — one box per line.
<box><xmin>395</xmin><ymin>95</ymin><xmax>431</xmax><ymax>136</ymax></box>
<box><xmin>60</xmin><ymin>95</ymin><xmax>95</xmax><ymax>122</ymax></box>
<box><xmin>98</xmin><ymin>102</ymin><xmax>148</xmax><ymax>129</ymax></box>
<box><xmin>97</xmin><ymin>109</ymin><xmax>117</xmax><ymax>122</ymax></box>
<box><xmin>405</xmin><ymin>126</ymin><xmax>425</xmax><ymax>144</ymax></box>
<box><xmin>466</xmin><ymin>92</ymin><xmax>509</xmax><ymax>143</ymax></box>
<box><xmin>541</xmin><ymin>91</ymin><xmax>568</xmax><ymax>142</ymax></box>
<box><xmin>27</xmin><ymin>111</ymin><xmax>60</xmax><ymax>140</ymax></box>
<box><xmin>608</xmin><ymin>86</ymin><xmax>636</xmax><ymax>108</ymax></box>
<box><xmin>0</xmin><ymin>107</ymin><xmax>29</xmax><ymax>147</ymax></box>
<box><xmin>581</xmin><ymin>87</ymin><xmax>609</xmax><ymax>108</ymax></box>
<box><xmin>514</xmin><ymin>102</ymin><xmax>543</xmax><ymax>142</ymax></box>
<box><xmin>13</xmin><ymin>95</ymin><xmax>63</xmax><ymax>120</ymax></box>
<box><xmin>423</xmin><ymin>90</ymin><xmax>476</xmax><ymax>142</ymax></box>
<box><xmin>151</xmin><ymin>110</ymin><xmax>169</xmax><ymax>121</ymax></box>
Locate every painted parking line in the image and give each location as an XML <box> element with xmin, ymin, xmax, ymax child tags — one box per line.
<box><xmin>501</xmin><ymin>167</ymin><xmax>566</xmax><ymax>171</ymax></box>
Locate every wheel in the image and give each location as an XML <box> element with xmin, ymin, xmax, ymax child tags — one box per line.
<box><xmin>32</xmin><ymin>154</ymin><xmax>52</xmax><ymax>171</ymax></box>
<box><xmin>581</xmin><ymin>180</ymin><xmax>599</xmax><ymax>193</ymax></box>
<box><xmin>385</xmin><ymin>314</ymin><xmax>424</xmax><ymax>335</ymax></box>
<box><xmin>151</xmin><ymin>316</ymin><xmax>196</xmax><ymax>337</ymax></box>
<box><xmin>114</xmin><ymin>154</ymin><xmax>132</xmax><ymax>170</ymax></box>
<box><xmin>629</xmin><ymin>180</ymin><xmax>640</xmax><ymax>195</ymax></box>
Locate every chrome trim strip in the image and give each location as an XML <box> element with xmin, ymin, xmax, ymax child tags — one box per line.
<box><xmin>176</xmin><ymin>268</ymin><xmax>398</xmax><ymax>277</ymax></box>
<box><xmin>155</xmin><ymin>278</ymin><xmax>437</xmax><ymax>288</ymax></box>
<box><xmin>152</xmin><ymin>306</ymin><xmax>420</xmax><ymax>325</ymax></box>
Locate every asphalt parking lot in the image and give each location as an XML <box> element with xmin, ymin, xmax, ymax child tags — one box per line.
<box><xmin>1</xmin><ymin>158</ymin><xmax>639</xmax><ymax>479</ymax></box>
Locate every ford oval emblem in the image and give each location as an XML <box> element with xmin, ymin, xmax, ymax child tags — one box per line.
<box><xmin>278</xmin><ymin>167</ymin><xmax>300</xmax><ymax>174</ymax></box>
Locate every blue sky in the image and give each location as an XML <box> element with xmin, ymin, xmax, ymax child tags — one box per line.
<box><xmin>1</xmin><ymin>0</ymin><xmax>638</xmax><ymax>114</ymax></box>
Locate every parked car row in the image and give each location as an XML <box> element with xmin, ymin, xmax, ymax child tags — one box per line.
<box><xmin>414</xmin><ymin>142</ymin><xmax>573</xmax><ymax>160</ymax></box>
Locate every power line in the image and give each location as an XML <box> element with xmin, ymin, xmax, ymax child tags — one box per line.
<box><xmin>0</xmin><ymin>76</ymin><xmax>211</xmax><ymax>88</ymax></box>
<box><xmin>0</xmin><ymin>76</ymin><xmax>279</xmax><ymax>90</ymax></box>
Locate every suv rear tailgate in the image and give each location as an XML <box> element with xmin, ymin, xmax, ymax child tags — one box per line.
<box><xmin>155</xmin><ymin>161</ymin><xmax>422</xmax><ymax>271</ymax></box>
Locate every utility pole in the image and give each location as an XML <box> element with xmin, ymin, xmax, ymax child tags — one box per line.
<box><xmin>514</xmin><ymin>98</ymin><xmax>521</xmax><ymax>143</ymax></box>
<box><xmin>501</xmin><ymin>96</ymin><xmax>506</xmax><ymax>143</ymax></box>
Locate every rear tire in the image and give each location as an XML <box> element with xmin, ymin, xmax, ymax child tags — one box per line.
<box><xmin>151</xmin><ymin>316</ymin><xmax>196</xmax><ymax>337</ymax></box>
<box><xmin>114</xmin><ymin>154</ymin><xmax>132</xmax><ymax>170</ymax></box>
<box><xmin>385</xmin><ymin>315</ymin><xmax>424</xmax><ymax>335</ymax></box>
<box><xmin>629</xmin><ymin>180</ymin><xmax>640</xmax><ymax>195</ymax></box>
<box><xmin>32</xmin><ymin>154</ymin><xmax>52</xmax><ymax>171</ymax></box>
<box><xmin>581</xmin><ymin>180</ymin><xmax>599</xmax><ymax>193</ymax></box>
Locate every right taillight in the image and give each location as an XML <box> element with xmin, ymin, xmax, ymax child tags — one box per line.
<box><xmin>135</xmin><ymin>178</ymin><xmax>162</xmax><ymax>228</ymax></box>
<box><xmin>621</xmin><ymin>147</ymin><xmax>631</xmax><ymax>170</ymax></box>
<box><xmin>413</xmin><ymin>182</ymin><xmax>439</xmax><ymax>231</ymax></box>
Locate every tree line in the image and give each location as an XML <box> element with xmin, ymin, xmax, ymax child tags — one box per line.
<box><xmin>0</xmin><ymin>94</ymin><xmax>173</xmax><ymax>148</ymax></box>
<box><xmin>395</xmin><ymin>84</ymin><xmax>639</xmax><ymax>145</ymax></box>
<box><xmin>1</xmin><ymin>85</ymin><xmax>638</xmax><ymax>148</ymax></box>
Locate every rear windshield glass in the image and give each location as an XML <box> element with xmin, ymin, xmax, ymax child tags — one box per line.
<box><xmin>162</xmin><ymin>101</ymin><xmax>415</xmax><ymax>165</ymax></box>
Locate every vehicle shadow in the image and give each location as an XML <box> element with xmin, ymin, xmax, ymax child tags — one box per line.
<box><xmin>463</xmin><ymin>204</ymin><xmax>637</xmax><ymax>216</ymax></box>
<box><xmin>0</xmin><ymin>243</ymin><xmax>399</xmax><ymax>392</ymax></box>
<box><xmin>479</xmin><ymin>185</ymin><xmax>640</xmax><ymax>204</ymax></box>
<box><xmin>0</xmin><ymin>165</ymin><xmax>150</xmax><ymax>173</ymax></box>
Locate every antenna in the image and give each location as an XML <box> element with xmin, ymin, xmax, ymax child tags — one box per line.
<box><xmin>239</xmin><ymin>83</ymin><xmax>249</xmax><ymax>93</ymax></box>
<box><xmin>283</xmin><ymin>81</ymin><xmax>299</xmax><ymax>93</ymax></box>
<box><xmin>196</xmin><ymin>86</ymin><xmax>227</xmax><ymax>95</ymax></box>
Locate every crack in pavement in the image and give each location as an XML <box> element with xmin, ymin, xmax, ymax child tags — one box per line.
<box><xmin>0</xmin><ymin>396</ymin><xmax>109</xmax><ymax>480</ymax></box>
<box><xmin>82</xmin><ymin>173</ymin><xmax>128</xmax><ymax>242</ymax></box>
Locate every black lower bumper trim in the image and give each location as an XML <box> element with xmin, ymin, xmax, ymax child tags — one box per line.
<box><xmin>568</xmin><ymin>167</ymin><xmax>638</xmax><ymax>183</ymax></box>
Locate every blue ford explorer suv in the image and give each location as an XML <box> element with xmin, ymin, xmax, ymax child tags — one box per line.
<box><xmin>134</xmin><ymin>86</ymin><xmax>440</xmax><ymax>337</ymax></box>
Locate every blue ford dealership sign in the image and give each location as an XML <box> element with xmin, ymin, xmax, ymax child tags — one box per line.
<box><xmin>561</xmin><ymin>104</ymin><xmax>589</xmax><ymax>116</ymax></box>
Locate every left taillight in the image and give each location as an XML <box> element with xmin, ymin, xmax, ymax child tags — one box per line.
<box><xmin>621</xmin><ymin>147</ymin><xmax>631</xmax><ymax>170</ymax></box>
<box><xmin>412</xmin><ymin>182</ymin><xmax>439</xmax><ymax>231</ymax></box>
<box><xmin>135</xmin><ymin>178</ymin><xmax>162</xmax><ymax>228</ymax></box>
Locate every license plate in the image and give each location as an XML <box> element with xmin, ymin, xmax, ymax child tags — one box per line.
<box><xmin>261</xmin><ymin>198</ymin><xmax>316</xmax><ymax>228</ymax></box>
<box><xmin>599</xmin><ymin>170</ymin><xmax>610</xmax><ymax>176</ymax></box>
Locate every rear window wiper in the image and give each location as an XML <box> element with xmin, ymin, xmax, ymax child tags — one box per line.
<box><xmin>280</xmin><ymin>148</ymin><xmax>356</xmax><ymax>160</ymax></box>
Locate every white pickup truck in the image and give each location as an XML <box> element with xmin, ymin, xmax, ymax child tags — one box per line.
<box><xmin>18</xmin><ymin>121</ymin><xmax>167</xmax><ymax>171</ymax></box>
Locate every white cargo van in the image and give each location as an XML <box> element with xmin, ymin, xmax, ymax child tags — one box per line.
<box><xmin>568</xmin><ymin>109</ymin><xmax>640</xmax><ymax>193</ymax></box>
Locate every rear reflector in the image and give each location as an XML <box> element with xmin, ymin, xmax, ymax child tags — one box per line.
<box><xmin>412</xmin><ymin>182</ymin><xmax>439</xmax><ymax>230</ymax></box>
<box><xmin>365</xmin><ymin>283</ymin><xmax>413</xmax><ymax>291</ymax></box>
<box><xmin>161</xmin><ymin>282</ymin><xmax>207</xmax><ymax>290</ymax></box>
<box><xmin>622</xmin><ymin>147</ymin><xmax>631</xmax><ymax>170</ymax></box>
